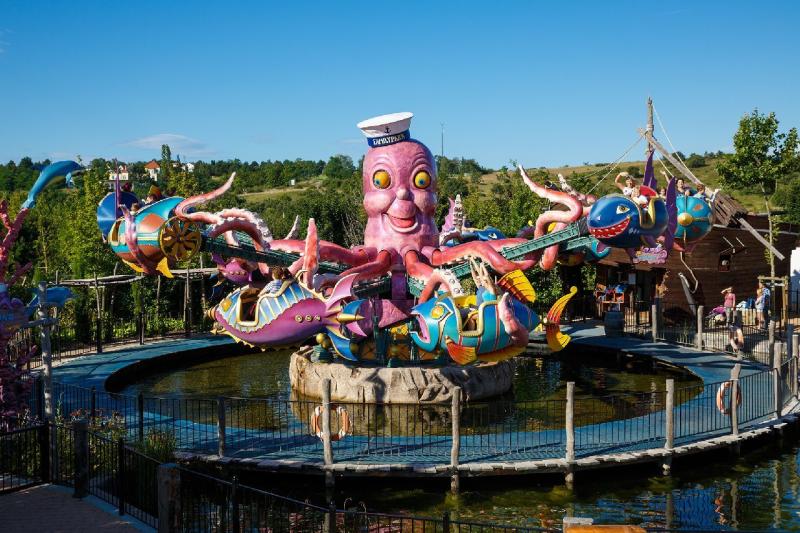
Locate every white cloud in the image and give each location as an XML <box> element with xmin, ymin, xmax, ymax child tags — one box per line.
<box><xmin>124</xmin><ymin>133</ymin><xmax>214</xmax><ymax>156</ymax></box>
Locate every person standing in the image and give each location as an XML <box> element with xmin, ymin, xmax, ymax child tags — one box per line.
<box><xmin>755</xmin><ymin>286</ymin><xmax>766</xmax><ymax>330</ymax></box>
<box><xmin>722</xmin><ymin>287</ymin><xmax>736</xmax><ymax>325</ymax></box>
<box><xmin>759</xmin><ymin>281</ymin><xmax>771</xmax><ymax>328</ymax></box>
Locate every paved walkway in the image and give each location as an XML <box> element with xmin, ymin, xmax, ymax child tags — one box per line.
<box><xmin>0</xmin><ymin>485</ymin><xmax>150</xmax><ymax>532</ymax></box>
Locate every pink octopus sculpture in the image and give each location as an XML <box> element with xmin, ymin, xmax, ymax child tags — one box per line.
<box><xmin>176</xmin><ymin>113</ymin><xmax>583</xmax><ymax>302</ymax></box>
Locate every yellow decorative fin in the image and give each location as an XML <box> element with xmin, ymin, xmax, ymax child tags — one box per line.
<box><xmin>122</xmin><ymin>259</ymin><xmax>144</xmax><ymax>273</ymax></box>
<box><xmin>156</xmin><ymin>257</ymin><xmax>174</xmax><ymax>278</ymax></box>
<box><xmin>445</xmin><ymin>336</ymin><xmax>477</xmax><ymax>365</ymax></box>
<box><xmin>477</xmin><ymin>343</ymin><xmax>525</xmax><ymax>362</ymax></box>
<box><xmin>545</xmin><ymin>286</ymin><xmax>578</xmax><ymax>352</ymax></box>
<box><xmin>497</xmin><ymin>269</ymin><xmax>536</xmax><ymax>304</ymax></box>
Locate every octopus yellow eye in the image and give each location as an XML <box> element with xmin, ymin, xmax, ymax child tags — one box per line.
<box><xmin>414</xmin><ymin>171</ymin><xmax>431</xmax><ymax>189</ymax></box>
<box><xmin>373</xmin><ymin>170</ymin><xmax>391</xmax><ymax>189</ymax></box>
<box><xmin>616</xmin><ymin>205</ymin><xmax>630</xmax><ymax>214</ymax></box>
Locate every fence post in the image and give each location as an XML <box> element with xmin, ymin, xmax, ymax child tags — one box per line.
<box><xmin>730</xmin><ymin>363</ymin><xmax>741</xmax><ymax>438</ymax></box>
<box><xmin>139</xmin><ymin>307</ymin><xmax>145</xmax><ymax>345</ymax></box>
<box><xmin>565</xmin><ymin>381</ymin><xmax>575</xmax><ymax>488</ymax></box>
<box><xmin>157</xmin><ymin>463</ymin><xmax>181</xmax><ymax>533</ymax></box>
<box><xmin>90</xmin><ymin>386</ymin><xmax>97</xmax><ymax>422</ymax></box>
<box><xmin>321</xmin><ymin>378</ymin><xmax>334</xmax><ymax>489</ymax></box>
<box><xmin>325</xmin><ymin>500</ymin><xmax>337</xmax><ymax>533</ymax></box>
<box><xmin>450</xmin><ymin>386</ymin><xmax>461</xmax><ymax>494</ymax></box>
<box><xmin>695</xmin><ymin>306</ymin><xmax>704</xmax><ymax>350</ymax></box>
<box><xmin>138</xmin><ymin>393</ymin><xmax>145</xmax><ymax>443</ymax></box>
<box><xmin>117</xmin><ymin>437</ymin><xmax>126</xmax><ymax>515</ymax></box>
<box><xmin>38</xmin><ymin>422</ymin><xmax>50</xmax><ymax>483</ymax></box>
<box><xmin>442</xmin><ymin>511</ymin><xmax>451</xmax><ymax>533</ymax></box>
<box><xmin>774</xmin><ymin>344</ymin><xmax>783</xmax><ymax>419</ymax></box>
<box><xmin>73</xmin><ymin>419</ymin><xmax>89</xmax><ymax>498</ymax></box>
<box><xmin>217</xmin><ymin>397</ymin><xmax>226</xmax><ymax>457</ymax></box>
<box><xmin>663</xmin><ymin>379</ymin><xmax>674</xmax><ymax>475</ymax></box>
<box><xmin>793</xmin><ymin>333</ymin><xmax>799</xmax><ymax>399</ymax></box>
<box><xmin>768</xmin><ymin>322</ymin><xmax>776</xmax><ymax>366</ymax></box>
<box><xmin>231</xmin><ymin>475</ymin><xmax>240</xmax><ymax>533</ymax></box>
<box><xmin>651</xmin><ymin>302</ymin><xmax>660</xmax><ymax>342</ymax></box>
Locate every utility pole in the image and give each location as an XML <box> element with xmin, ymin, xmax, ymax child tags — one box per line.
<box><xmin>440</xmin><ymin>123</ymin><xmax>445</xmax><ymax>158</ymax></box>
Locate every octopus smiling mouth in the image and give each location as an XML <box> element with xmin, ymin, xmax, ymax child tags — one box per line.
<box><xmin>589</xmin><ymin>217</ymin><xmax>630</xmax><ymax>239</ymax></box>
<box><xmin>385</xmin><ymin>214</ymin><xmax>419</xmax><ymax>233</ymax></box>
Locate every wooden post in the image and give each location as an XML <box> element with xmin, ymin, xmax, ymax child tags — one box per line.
<box><xmin>94</xmin><ymin>273</ymin><xmax>103</xmax><ymax>353</ymax></box>
<box><xmin>136</xmin><ymin>276</ymin><xmax>145</xmax><ymax>345</ymax></box>
<box><xmin>73</xmin><ymin>419</ymin><xmax>89</xmax><ymax>498</ymax></box>
<box><xmin>695</xmin><ymin>305</ymin><xmax>704</xmax><ymax>350</ymax></box>
<box><xmin>651</xmin><ymin>303</ymin><xmax>659</xmax><ymax>342</ymax></box>
<box><xmin>768</xmin><ymin>322</ymin><xmax>776</xmax><ymax>366</ymax></box>
<box><xmin>774</xmin><ymin>344</ymin><xmax>783</xmax><ymax>418</ymax></box>
<box><xmin>450</xmin><ymin>386</ymin><xmax>462</xmax><ymax>494</ymax></box>
<box><xmin>184</xmin><ymin>265</ymin><xmax>191</xmax><ymax>338</ymax></box>
<box><xmin>664</xmin><ymin>378</ymin><xmax>675</xmax><ymax>450</ymax></box>
<box><xmin>157</xmin><ymin>463</ymin><xmax>181</xmax><ymax>533</ymax></box>
<box><xmin>792</xmin><ymin>333</ymin><xmax>799</xmax><ymax>399</ymax></box>
<box><xmin>663</xmin><ymin>379</ymin><xmax>674</xmax><ymax>475</ymax></box>
<box><xmin>321</xmin><ymin>379</ymin><xmax>334</xmax><ymax>488</ymax></box>
<box><xmin>565</xmin><ymin>382</ymin><xmax>575</xmax><ymax>487</ymax></box>
<box><xmin>217</xmin><ymin>397</ymin><xmax>226</xmax><ymax>457</ymax></box>
<box><xmin>731</xmin><ymin>364</ymin><xmax>741</xmax><ymax>437</ymax></box>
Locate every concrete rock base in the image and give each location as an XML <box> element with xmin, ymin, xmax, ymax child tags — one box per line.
<box><xmin>289</xmin><ymin>348</ymin><xmax>515</xmax><ymax>403</ymax></box>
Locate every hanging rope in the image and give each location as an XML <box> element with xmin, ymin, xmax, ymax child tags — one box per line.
<box><xmin>657</xmin><ymin>155</ymin><xmax>675</xmax><ymax>178</ymax></box>
<box><xmin>653</xmin><ymin>104</ymin><xmax>712</xmax><ymax>191</ymax></box>
<box><xmin>679</xmin><ymin>251</ymin><xmax>699</xmax><ymax>293</ymax></box>
<box><xmin>585</xmin><ymin>134</ymin><xmax>645</xmax><ymax>194</ymax></box>
<box><xmin>653</xmin><ymin>104</ymin><xmax>689</xmax><ymax>170</ymax></box>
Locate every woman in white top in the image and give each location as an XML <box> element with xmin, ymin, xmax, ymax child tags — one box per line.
<box><xmin>614</xmin><ymin>172</ymin><xmax>637</xmax><ymax>196</ymax></box>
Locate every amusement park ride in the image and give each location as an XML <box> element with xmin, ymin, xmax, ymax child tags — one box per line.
<box><xmin>7</xmin><ymin>102</ymin><xmax>735</xmax><ymax>372</ymax></box>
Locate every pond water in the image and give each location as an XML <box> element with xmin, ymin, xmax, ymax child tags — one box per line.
<box><xmin>119</xmin><ymin>347</ymin><xmax>800</xmax><ymax>529</ymax></box>
<box><xmin>121</xmin><ymin>345</ymin><xmax>697</xmax><ymax>402</ymax></box>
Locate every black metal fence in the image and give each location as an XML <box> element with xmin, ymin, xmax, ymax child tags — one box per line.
<box><xmin>8</xmin><ymin>308</ymin><xmax>211</xmax><ymax>371</ymax></box>
<box><xmin>0</xmin><ymin>416</ymin><xmax>551</xmax><ymax>532</ymax></box>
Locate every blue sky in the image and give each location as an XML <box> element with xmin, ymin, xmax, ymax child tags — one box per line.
<box><xmin>1</xmin><ymin>1</ymin><xmax>798</xmax><ymax>169</ymax></box>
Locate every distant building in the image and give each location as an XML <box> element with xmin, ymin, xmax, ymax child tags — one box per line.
<box><xmin>145</xmin><ymin>160</ymin><xmax>160</xmax><ymax>180</ymax></box>
<box><xmin>107</xmin><ymin>164</ymin><xmax>130</xmax><ymax>182</ymax></box>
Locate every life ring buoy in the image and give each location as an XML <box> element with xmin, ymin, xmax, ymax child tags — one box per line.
<box><xmin>310</xmin><ymin>405</ymin><xmax>351</xmax><ymax>441</ymax></box>
<box><xmin>729</xmin><ymin>326</ymin><xmax>744</xmax><ymax>352</ymax></box>
<box><xmin>715</xmin><ymin>381</ymin><xmax>742</xmax><ymax>415</ymax></box>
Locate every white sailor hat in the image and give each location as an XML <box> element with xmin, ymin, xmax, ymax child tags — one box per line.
<box><xmin>357</xmin><ymin>112</ymin><xmax>413</xmax><ymax>147</ymax></box>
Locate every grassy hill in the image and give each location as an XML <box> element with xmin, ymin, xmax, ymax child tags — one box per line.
<box><xmin>233</xmin><ymin>157</ymin><xmax>773</xmax><ymax>214</ymax></box>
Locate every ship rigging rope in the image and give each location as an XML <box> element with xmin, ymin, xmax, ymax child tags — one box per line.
<box><xmin>584</xmin><ymin>134</ymin><xmax>645</xmax><ymax>195</ymax></box>
<box><xmin>653</xmin><ymin>103</ymin><xmax>706</xmax><ymax>187</ymax></box>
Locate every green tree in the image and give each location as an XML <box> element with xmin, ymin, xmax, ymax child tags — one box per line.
<box><xmin>323</xmin><ymin>155</ymin><xmax>355</xmax><ymax>180</ymax></box>
<box><xmin>160</xmin><ymin>144</ymin><xmax>172</xmax><ymax>186</ymax></box>
<box><xmin>64</xmin><ymin>159</ymin><xmax>117</xmax><ymax>277</ymax></box>
<box><xmin>717</xmin><ymin>109</ymin><xmax>799</xmax><ymax>275</ymax></box>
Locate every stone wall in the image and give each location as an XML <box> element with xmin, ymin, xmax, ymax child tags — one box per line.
<box><xmin>289</xmin><ymin>348</ymin><xmax>515</xmax><ymax>403</ymax></box>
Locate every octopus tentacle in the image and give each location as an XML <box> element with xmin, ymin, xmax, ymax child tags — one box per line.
<box><xmin>498</xmin><ymin>293</ymin><xmax>528</xmax><ymax>348</ymax></box>
<box><xmin>430</xmin><ymin>241</ymin><xmax>536</xmax><ymax>274</ymax></box>
<box><xmin>271</xmin><ymin>239</ymin><xmax>373</xmax><ymax>267</ymax></box>
<box><xmin>175</xmin><ymin>173</ymin><xmax>235</xmax><ymax>223</ymax></box>
<box><xmin>336</xmin><ymin>250</ymin><xmax>393</xmax><ymax>282</ymax></box>
<box><xmin>518</xmin><ymin>165</ymin><xmax>584</xmax><ymax>270</ymax></box>
<box><xmin>405</xmin><ymin>251</ymin><xmax>458</xmax><ymax>303</ymax></box>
